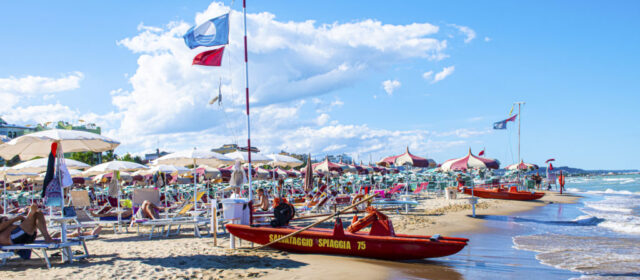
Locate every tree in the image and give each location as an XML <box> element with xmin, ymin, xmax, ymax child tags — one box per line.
<box><xmin>122</xmin><ymin>153</ymin><xmax>134</xmax><ymax>162</ymax></box>
<box><xmin>102</xmin><ymin>150</ymin><xmax>116</xmax><ymax>162</ymax></box>
<box><xmin>69</xmin><ymin>152</ymin><xmax>95</xmax><ymax>165</ymax></box>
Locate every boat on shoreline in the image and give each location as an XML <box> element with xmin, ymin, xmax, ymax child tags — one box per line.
<box><xmin>462</xmin><ymin>186</ymin><xmax>545</xmax><ymax>201</ymax></box>
<box><xmin>226</xmin><ymin>207</ymin><xmax>468</xmax><ymax>260</ymax></box>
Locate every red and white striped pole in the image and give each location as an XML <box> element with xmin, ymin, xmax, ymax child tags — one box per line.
<box><xmin>243</xmin><ymin>0</ymin><xmax>253</xmax><ymax>201</ymax></box>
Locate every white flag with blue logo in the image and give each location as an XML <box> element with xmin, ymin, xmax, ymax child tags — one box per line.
<box><xmin>183</xmin><ymin>13</ymin><xmax>229</xmax><ymax>49</ymax></box>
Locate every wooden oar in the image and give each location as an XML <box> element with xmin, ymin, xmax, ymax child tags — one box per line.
<box><xmin>253</xmin><ymin>194</ymin><xmax>377</xmax><ymax>250</ymax></box>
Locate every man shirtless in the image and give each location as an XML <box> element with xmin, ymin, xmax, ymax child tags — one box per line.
<box><xmin>255</xmin><ymin>188</ymin><xmax>270</xmax><ymax>211</ymax></box>
<box><xmin>0</xmin><ymin>203</ymin><xmax>55</xmax><ymax>245</ymax></box>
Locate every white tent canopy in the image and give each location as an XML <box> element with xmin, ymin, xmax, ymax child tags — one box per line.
<box><xmin>0</xmin><ymin>129</ymin><xmax>120</xmax><ymax>160</ymax></box>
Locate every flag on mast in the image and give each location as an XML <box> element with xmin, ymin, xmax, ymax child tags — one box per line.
<box><xmin>183</xmin><ymin>13</ymin><xmax>229</xmax><ymax>49</ymax></box>
<box><xmin>192</xmin><ymin>47</ymin><xmax>225</xmax><ymax>66</ymax></box>
<box><xmin>493</xmin><ymin>114</ymin><xmax>517</xmax><ymax>129</ymax></box>
<box><xmin>479</xmin><ymin>149</ymin><xmax>485</xmax><ymax>156</ymax></box>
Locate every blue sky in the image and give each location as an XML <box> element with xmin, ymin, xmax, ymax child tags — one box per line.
<box><xmin>0</xmin><ymin>1</ymin><xmax>638</xmax><ymax>169</ymax></box>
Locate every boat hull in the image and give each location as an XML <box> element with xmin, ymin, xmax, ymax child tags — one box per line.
<box><xmin>226</xmin><ymin>224</ymin><xmax>468</xmax><ymax>260</ymax></box>
<box><xmin>463</xmin><ymin>187</ymin><xmax>545</xmax><ymax>201</ymax></box>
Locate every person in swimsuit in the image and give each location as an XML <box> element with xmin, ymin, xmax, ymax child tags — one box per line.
<box><xmin>255</xmin><ymin>188</ymin><xmax>270</xmax><ymax>211</ymax></box>
<box><xmin>0</xmin><ymin>203</ymin><xmax>55</xmax><ymax>245</ymax></box>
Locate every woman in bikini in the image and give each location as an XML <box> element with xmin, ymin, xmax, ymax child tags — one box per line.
<box><xmin>0</xmin><ymin>203</ymin><xmax>55</xmax><ymax>245</ymax></box>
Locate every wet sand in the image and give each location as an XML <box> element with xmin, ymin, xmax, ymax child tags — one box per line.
<box><xmin>0</xmin><ymin>191</ymin><xmax>580</xmax><ymax>279</ymax></box>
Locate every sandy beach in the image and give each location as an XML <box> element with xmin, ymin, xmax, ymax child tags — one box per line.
<box><xmin>0</xmin><ymin>191</ymin><xmax>579</xmax><ymax>280</ymax></box>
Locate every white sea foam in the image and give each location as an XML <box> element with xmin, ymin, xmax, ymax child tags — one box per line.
<box><xmin>513</xmin><ymin>234</ymin><xmax>640</xmax><ymax>276</ymax></box>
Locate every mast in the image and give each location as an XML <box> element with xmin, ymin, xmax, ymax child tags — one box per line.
<box><xmin>243</xmin><ymin>0</ymin><xmax>253</xmax><ymax>200</ymax></box>
<box><xmin>515</xmin><ymin>101</ymin><xmax>525</xmax><ymax>163</ymax></box>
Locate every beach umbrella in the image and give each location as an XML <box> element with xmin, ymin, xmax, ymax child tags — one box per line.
<box><xmin>506</xmin><ymin>160</ymin><xmax>539</xmax><ymax>171</ymax></box>
<box><xmin>377</xmin><ymin>147</ymin><xmax>435</xmax><ymax>168</ymax></box>
<box><xmin>312</xmin><ymin>157</ymin><xmax>344</xmax><ymax>174</ymax></box>
<box><xmin>266</xmin><ymin>154</ymin><xmax>303</xmax><ymax>168</ymax></box>
<box><xmin>10</xmin><ymin>158</ymin><xmax>90</xmax><ymax>173</ymax></box>
<box><xmin>155</xmin><ymin>149</ymin><xmax>233</xmax><ymax>167</ymax></box>
<box><xmin>147</xmin><ymin>164</ymin><xmax>191</xmax><ymax>175</ymax></box>
<box><xmin>440</xmin><ymin>148</ymin><xmax>500</xmax><ymax>172</ymax></box>
<box><xmin>303</xmin><ymin>155</ymin><xmax>313</xmax><ymax>193</ymax></box>
<box><xmin>83</xmin><ymin>160</ymin><xmax>148</xmax><ymax>176</ymax></box>
<box><xmin>226</xmin><ymin>151</ymin><xmax>271</xmax><ymax>163</ymax></box>
<box><xmin>155</xmin><ymin>149</ymin><xmax>235</xmax><ymax>209</ymax></box>
<box><xmin>0</xmin><ymin>129</ymin><xmax>120</xmax><ymax>160</ymax></box>
<box><xmin>336</xmin><ymin>160</ymin><xmax>358</xmax><ymax>174</ymax></box>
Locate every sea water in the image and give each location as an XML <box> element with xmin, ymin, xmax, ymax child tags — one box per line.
<box><xmin>512</xmin><ymin>174</ymin><xmax>640</xmax><ymax>278</ymax></box>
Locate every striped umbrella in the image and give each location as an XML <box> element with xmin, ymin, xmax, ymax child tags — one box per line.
<box><xmin>377</xmin><ymin>146</ymin><xmax>436</xmax><ymax>168</ymax></box>
<box><xmin>506</xmin><ymin>160</ymin><xmax>539</xmax><ymax>171</ymax></box>
<box><xmin>440</xmin><ymin>148</ymin><xmax>500</xmax><ymax>171</ymax></box>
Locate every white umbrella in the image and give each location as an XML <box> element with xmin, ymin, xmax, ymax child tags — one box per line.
<box><xmin>155</xmin><ymin>150</ymin><xmax>233</xmax><ymax>167</ymax></box>
<box><xmin>226</xmin><ymin>151</ymin><xmax>271</xmax><ymax>163</ymax></box>
<box><xmin>0</xmin><ymin>129</ymin><xmax>120</xmax><ymax>160</ymax></box>
<box><xmin>155</xmin><ymin>149</ymin><xmax>233</xmax><ymax>210</ymax></box>
<box><xmin>266</xmin><ymin>154</ymin><xmax>303</xmax><ymax>168</ymax></box>
<box><xmin>83</xmin><ymin>160</ymin><xmax>148</xmax><ymax>176</ymax></box>
<box><xmin>11</xmin><ymin>158</ymin><xmax>90</xmax><ymax>173</ymax></box>
<box><xmin>147</xmin><ymin>164</ymin><xmax>191</xmax><ymax>174</ymax></box>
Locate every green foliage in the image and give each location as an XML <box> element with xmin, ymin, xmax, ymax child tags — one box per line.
<box><xmin>68</xmin><ymin>152</ymin><xmax>96</xmax><ymax>165</ymax></box>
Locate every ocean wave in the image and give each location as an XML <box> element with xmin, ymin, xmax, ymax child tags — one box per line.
<box><xmin>572</xmin><ymin>215</ymin><xmax>604</xmax><ymax>226</ymax></box>
<box><xmin>582</xmin><ymin>188</ymin><xmax>640</xmax><ymax>195</ymax></box>
<box><xmin>513</xmin><ymin>234</ymin><xmax>640</xmax><ymax>277</ymax></box>
<box><xmin>599</xmin><ymin>220</ymin><xmax>640</xmax><ymax>234</ymax></box>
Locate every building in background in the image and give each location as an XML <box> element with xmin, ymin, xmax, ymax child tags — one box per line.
<box><xmin>0</xmin><ymin>117</ymin><xmax>33</xmax><ymax>139</ymax></box>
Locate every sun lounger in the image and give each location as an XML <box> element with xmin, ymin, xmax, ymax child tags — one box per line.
<box><xmin>130</xmin><ymin>189</ymin><xmax>210</xmax><ymax>239</ymax></box>
<box><xmin>0</xmin><ymin>237</ymin><xmax>94</xmax><ymax>268</ymax></box>
<box><xmin>69</xmin><ymin>190</ymin><xmax>129</xmax><ymax>232</ymax></box>
<box><xmin>413</xmin><ymin>182</ymin><xmax>429</xmax><ymax>194</ymax></box>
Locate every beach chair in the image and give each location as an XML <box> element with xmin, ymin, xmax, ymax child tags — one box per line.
<box><xmin>387</xmin><ymin>183</ymin><xmax>406</xmax><ymax>195</ymax></box>
<box><xmin>0</xmin><ymin>238</ymin><xmax>92</xmax><ymax>268</ymax></box>
<box><xmin>413</xmin><ymin>182</ymin><xmax>429</xmax><ymax>195</ymax></box>
<box><xmin>131</xmin><ymin>189</ymin><xmax>209</xmax><ymax>239</ymax></box>
<box><xmin>69</xmin><ymin>190</ymin><xmax>127</xmax><ymax>232</ymax></box>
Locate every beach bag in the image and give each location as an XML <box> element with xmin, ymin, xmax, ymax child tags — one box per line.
<box><xmin>44</xmin><ymin>177</ymin><xmax>63</xmax><ymax>207</ymax></box>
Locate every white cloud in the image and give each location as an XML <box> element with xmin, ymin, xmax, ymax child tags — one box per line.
<box><xmin>382</xmin><ymin>80</ymin><xmax>401</xmax><ymax>95</ymax></box>
<box><xmin>112</xmin><ymin>2</ymin><xmax>455</xmax><ymax>138</ymax></box>
<box><xmin>484</xmin><ymin>36</ymin><xmax>491</xmax><ymax>42</ymax></box>
<box><xmin>0</xmin><ymin>72</ymin><xmax>83</xmax><ymax>95</ymax></box>
<box><xmin>422</xmin><ymin>71</ymin><xmax>434</xmax><ymax>80</ymax></box>
<box><xmin>432</xmin><ymin>66</ymin><xmax>455</xmax><ymax>83</ymax></box>
<box><xmin>451</xmin><ymin>24</ymin><xmax>476</xmax><ymax>43</ymax></box>
<box><xmin>3</xmin><ymin>103</ymin><xmax>80</xmax><ymax>124</ymax></box>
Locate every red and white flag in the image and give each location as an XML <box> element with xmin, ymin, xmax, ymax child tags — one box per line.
<box><xmin>479</xmin><ymin>149</ymin><xmax>485</xmax><ymax>156</ymax></box>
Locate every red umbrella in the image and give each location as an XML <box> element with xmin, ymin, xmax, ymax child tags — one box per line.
<box><xmin>440</xmin><ymin>149</ymin><xmax>500</xmax><ymax>171</ymax></box>
<box><xmin>377</xmin><ymin>147</ymin><xmax>435</xmax><ymax>168</ymax></box>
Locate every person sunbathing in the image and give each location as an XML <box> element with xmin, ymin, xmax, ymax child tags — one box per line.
<box><xmin>89</xmin><ymin>209</ymin><xmax>134</xmax><ymax>221</ymax></box>
<box><xmin>134</xmin><ymin>200</ymin><xmax>164</xmax><ymax>220</ymax></box>
<box><xmin>52</xmin><ymin>225</ymin><xmax>103</xmax><ymax>239</ymax></box>
<box><xmin>0</xmin><ymin>203</ymin><xmax>55</xmax><ymax>245</ymax></box>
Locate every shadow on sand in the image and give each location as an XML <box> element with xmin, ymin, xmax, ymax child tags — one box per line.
<box><xmin>120</xmin><ymin>254</ymin><xmax>307</xmax><ymax>270</ymax></box>
<box><xmin>357</xmin><ymin>258</ymin><xmax>464</xmax><ymax>280</ymax></box>
<box><xmin>470</xmin><ymin>214</ymin><xmax>603</xmax><ymax>227</ymax></box>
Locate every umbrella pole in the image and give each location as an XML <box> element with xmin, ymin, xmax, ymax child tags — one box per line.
<box><xmin>2</xmin><ymin>175</ymin><xmax>6</xmax><ymax>214</ymax></box>
<box><xmin>193</xmin><ymin>159</ymin><xmax>197</xmax><ymax>210</ymax></box>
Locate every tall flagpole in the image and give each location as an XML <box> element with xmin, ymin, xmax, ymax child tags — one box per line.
<box><xmin>243</xmin><ymin>0</ymin><xmax>253</xmax><ymax>201</ymax></box>
<box><xmin>515</xmin><ymin>101</ymin><xmax>525</xmax><ymax>163</ymax></box>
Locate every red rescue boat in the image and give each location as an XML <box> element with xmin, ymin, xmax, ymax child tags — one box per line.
<box><xmin>462</xmin><ymin>186</ymin><xmax>545</xmax><ymax>201</ymax></box>
<box><xmin>226</xmin><ymin>207</ymin><xmax>468</xmax><ymax>260</ymax></box>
